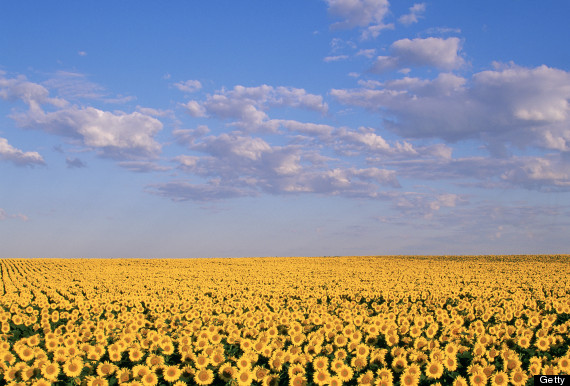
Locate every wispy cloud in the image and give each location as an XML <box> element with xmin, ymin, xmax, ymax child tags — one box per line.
<box><xmin>173</xmin><ymin>79</ymin><xmax>202</xmax><ymax>93</ymax></box>
<box><xmin>0</xmin><ymin>208</ymin><xmax>28</xmax><ymax>221</ymax></box>
<box><xmin>399</xmin><ymin>3</ymin><xmax>426</xmax><ymax>26</ymax></box>
<box><xmin>0</xmin><ymin>137</ymin><xmax>45</xmax><ymax>166</ymax></box>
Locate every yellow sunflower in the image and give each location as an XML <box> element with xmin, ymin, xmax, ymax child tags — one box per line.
<box><xmin>194</xmin><ymin>368</ymin><xmax>214</xmax><ymax>385</ymax></box>
<box><xmin>41</xmin><ymin>362</ymin><xmax>60</xmax><ymax>382</ymax></box>
<box><xmin>163</xmin><ymin>365</ymin><xmax>182</xmax><ymax>383</ymax></box>
<box><xmin>490</xmin><ymin>371</ymin><xmax>509</xmax><ymax>386</ymax></box>
<box><xmin>425</xmin><ymin>360</ymin><xmax>444</xmax><ymax>380</ymax></box>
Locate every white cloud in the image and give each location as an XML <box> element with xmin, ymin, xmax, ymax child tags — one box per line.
<box><xmin>181</xmin><ymin>100</ymin><xmax>207</xmax><ymax>117</ymax></box>
<box><xmin>185</xmin><ymin>85</ymin><xmax>328</xmax><ymax>131</ymax></box>
<box><xmin>0</xmin><ymin>73</ymin><xmax>67</xmax><ymax>107</ymax></box>
<box><xmin>325</xmin><ymin>0</ymin><xmax>393</xmax><ymax>39</ymax></box>
<box><xmin>173</xmin><ymin>79</ymin><xmax>202</xmax><ymax>93</ymax></box>
<box><xmin>15</xmin><ymin>105</ymin><xmax>163</xmax><ymax>160</ymax></box>
<box><xmin>356</xmin><ymin>48</ymin><xmax>376</xmax><ymax>58</ymax></box>
<box><xmin>332</xmin><ymin>64</ymin><xmax>570</xmax><ymax>153</ymax></box>
<box><xmin>0</xmin><ymin>137</ymin><xmax>45</xmax><ymax>166</ymax></box>
<box><xmin>399</xmin><ymin>3</ymin><xmax>426</xmax><ymax>26</ymax></box>
<box><xmin>371</xmin><ymin>37</ymin><xmax>464</xmax><ymax>72</ymax></box>
<box><xmin>324</xmin><ymin>55</ymin><xmax>349</xmax><ymax>62</ymax></box>
<box><xmin>163</xmin><ymin>129</ymin><xmax>402</xmax><ymax>201</ymax></box>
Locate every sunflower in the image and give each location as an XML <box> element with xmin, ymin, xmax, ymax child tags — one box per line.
<box><xmin>116</xmin><ymin>368</ymin><xmax>131</xmax><ymax>383</ymax></box>
<box><xmin>288</xmin><ymin>363</ymin><xmax>306</xmax><ymax>378</ymax></box>
<box><xmin>145</xmin><ymin>355</ymin><xmax>164</xmax><ymax>368</ymax></box>
<box><xmin>355</xmin><ymin>343</ymin><xmax>370</xmax><ymax>358</ymax></box>
<box><xmin>400</xmin><ymin>371</ymin><xmax>420</xmax><ymax>386</ymax></box>
<box><xmin>558</xmin><ymin>356</ymin><xmax>570</xmax><ymax>373</ymax></box>
<box><xmin>510</xmin><ymin>369</ymin><xmax>528</xmax><ymax>386</ymax></box>
<box><xmin>129</xmin><ymin>347</ymin><xmax>144</xmax><ymax>362</ymax></box>
<box><xmin>141</xmin><ymin>372</ymin><xmax>158</xmax><ymax>386</ymax></box>
<box><xmin>289</xmin><ymin>374</ymin><xmax>307</xmax><ymax>386</ymax></box>
<box><xmin>96</xmin><ymin>361</ymin><xmax>116</xmax><ymax>377</ymax></box>
<box><xmin>535</xmin><ymin>336</ymin><xmax>550</xmax><ymax>351</ymax></box>
<box><xmin>490</xmin><ymin>371</ymin><xmax>509</xmax><ymax>386</ymax></box>
<box><xmin>337</xmin><ymin>365</ymin><xmax>354</xmax><ymax>382</ymax></box>
<box><xmin>2</xmin><ymin>351</ymin><xmax>16</xmax><ymax>365</ymax></box>
<box><xmin>425</xmin><ymin>360</ymin><xmax>444</xmax><ymax>380</ymax></box>
<box><xmin>195</xmin><ymin>354</ymin><xmax>210</xmax><ymax>369</ymax></box>
<box><xmin>329</xmin><ymin>376</ymin><xmax>343</xmax><ymax>386</ymax></box>
<box><xmin>21</xmin><ymin>365</ymin><xmax>37</xmax><ymax>381</ymax></box>
<box><xmin>444</xmin><ymin>356</ymin><xmax>457</xmax><ymax>371</ymax></box>
<box><xmin>313</xmin><ymin>370</ymin><xmax>331</xmax><ymax>385</ymax></box>
<box><xmin>211</xmin><ymin>351</ymin><xmax>226</xmax><ymax>367</ymax></box>
<box><xmin>391</xmin><ymin>356</ymin><xmax>407</xmax><ymax>372</ymax></box>
<box><xmin>32</xmin><ymin>379</ymin><xmax>52</xmax><ymax>386</ymax></box>
<box><xmin>236</xmin><ymin>356</ymin><xmax>251</xmax><ymax>370</ymax></box>
<box><xmin>313</xmin><ymin>356</ymin><xmax>329</xmax><ymax>372</ymax></box>
<box><xmin>261</xmin><ymin>374</ymin><xmax>279</xmax><ymax>386</ymax></box>
<box><xmin>18</xmin><ymin>346</ymin><xmax>35</xmax><ymax>361</ymax></box>
<box><xmin>452</xmin><ymin>376</ymin><xmax>468</xmax><ymax>386</ymax></box>
<box><xmin>333</xmin><ymin>334</ymin><xmax>347</xmax><ymax>347</ymax></box>
<box><xmin>236</xmin><ymin>368</ymin><xmax>253</xmax><ymax>386</ymax></box>
<box><xmin>469</xmin><ymin>372</ymin><xmax>487</xmax><ymax>386</ymax></box>
<box><xmin>351</xmin><ymin>356</ymin><xmax>367</xmax><ymax>369</ymax></box>
<box><xmin>163</xmin><ymin>365</ymin><xmax>182</xmax><ymax>383</ymax></box>
<box><xmin>62</xmin><ymin>357</ymin><xmax>83</xmax><ymax>378</ymax></box>
<box><xmin>377</xmin><ymin>367</ymin><xmax>394</xmax><ymax>383</ymax></box>
<box><xmin>334</xmin><ymin>349</ymin><xmax>348</xmax><ymax>360</ymax></box>
<box><xmin>330</xmin><ymin>358</ymin><xmax>344</xmax><ymax>373</ymax></box>
<box><xmin>253</xmin><ymin>366</ymin><xmax>269</xmax><ymax>382</ymax></box>
<box><xmin>86</xmin><ymin>376</ymin><xmax>109</xmax><ymax>386</ymax></box>
<box><xmin>357</xmin><ymin>370</ymin><xmax>375</xmax><ymax>385</ymax></box>
<box><xmin>132</xmin><ymin>365</ymin><xmax>152</xmax><ymax>379</ymax></box>
<box><xmin>194</xmin><ymin>368</ymin><xmax>214</xmax><ymax>385</ymax></box>
<box><xmin>109</xmin><ymin>350</ymin><xmax>122</xmax><ymax>362</ymax></box>
<box><xmin>41</xmin><ymin>362</ymin><xmax>60</xmax><ymax>382</ymax></box>
<box><xmin>218</xmin><ymin>363</ymin><xmax>237</xmax><ymax>382</ymax></box>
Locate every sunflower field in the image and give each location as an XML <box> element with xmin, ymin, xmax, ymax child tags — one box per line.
<box><xmin>0</xmin><ymin>255</ymin><xmax>569</xmax><ymax>386</ymax></box>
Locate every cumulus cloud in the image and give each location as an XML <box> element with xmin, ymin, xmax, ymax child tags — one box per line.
<box><xmin>325</xmin><ymin>0</ymin><xmax>393</xmax><ymax>39</ymax></box>
<box><xmin>399</xmin><ymin>3</ymin><xmax>426</xmax><ymax>26</ymax></box>
<box><xmin>0</xmin><ymin>73</ymin><xmax>66</xmax><ymax>107</ymax></box>
<box><xmin>161</xmin><ymin>128</ymin><xmax>402</xmax><ymax>201</ymax></box>
<box><xmin>182</xmin><ymin>85</ymin><xmax>328</xmax><ymax>131</ymax></box>
<box><xmin>173</xmin><ymin>80</ymin><xmax>202</xmax><ymax>93</ymax></box>
<box><xmin>2</xmin><ymin>71</ymin><xmax>164</xmax><ymax>161</ymax></box>
<box><xmin>14</xmin><ymin>105</ymin><xmax>163</xmax><ymax>160</ymax></box>
<box><xmin>332</xmin><ymin>64</ymin><xmax>570</xmax><ymax>153</ymax></box>
<box><xmin>371</xmin><ymin>37</ymin><xmax>464</xmax><ymax>72</ymax></box>
<box><xmin>0</xmin><ymin>137</ymin><xmax>45</xmax><ymax>166</ymax></box>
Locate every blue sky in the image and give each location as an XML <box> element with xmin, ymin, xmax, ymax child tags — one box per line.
<box><xmin>1</xmin><ymin>1</ymin><xmax>569</xmax><ymax>258</ymax></box>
